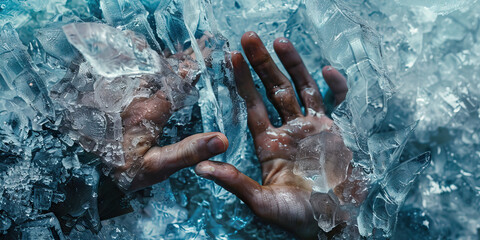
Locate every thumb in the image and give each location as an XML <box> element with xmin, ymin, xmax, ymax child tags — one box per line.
<box><xmin>195</xmin><ymin>161</ymin><xmax>262</xmax><ymax>210</ymax></box>
<box><xmin>128</xmin><ymin>132</ymin><xmax>228</xmax><ymax>191</ymax></box>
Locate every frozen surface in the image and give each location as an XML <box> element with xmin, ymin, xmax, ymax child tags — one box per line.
<box><xmin>63</xmin><ymin>23</ymin><xmax>162</xmax><ymax>78</ymax></box>
<box><xmin>0</xmin><ymin>0</ymin><xmax>480</xmax><ymax>239</ymax></box>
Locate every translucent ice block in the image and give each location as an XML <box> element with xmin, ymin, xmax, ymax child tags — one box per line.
<box><xmin>358</xmin><ymin>152</ymin><xmax>431</xmax><ymax>237</ymax></box>
<box><xmin>63</xmin><ymin>22</ymin><xmax>162</xmax><ymax>78</ymax></box>
<box><xmin>0</xmin><ymin>23</ymin><xmax>55</xmax><ymax>125</ymax></box>
<box><xmin>100</xmin><ymin>0</ymin><xmax>161</xmax><ymax>51</ymax></box>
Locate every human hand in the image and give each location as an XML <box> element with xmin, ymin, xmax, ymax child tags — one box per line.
<box><xmin>115</xmin><ymin>37</ymin><xmax>228</xmax><ymax>192</ymax></box>
<box><xmin>194</xmin><ymin>32</ymin><xmax>351</xmax><ymax>239</ymax></box>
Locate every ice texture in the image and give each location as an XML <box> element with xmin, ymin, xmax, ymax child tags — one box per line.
<box><xmin>357</xmin><ymin>152</ymin><xmax>431</xmax><ymax>237</ymax></box>
<box><xmin>100</xmin><ymin>0</ymin><xmax>161</xmax><ymax>51</ymax></box>
<box><xmin>0</xmin><ymin>23</ymin><xmax>55</xmax><ymax>127</ymax></box>
<box><xmin>11</xmin><ymin>213</ymin><xmax>65</xmax><ymax>239</ymax></box>
<box><xmin>63</xmin><ymin>23</ymin><xmax>162</xmax><ymax>78</ymax></box>
<box><xmin>1</xmin><ymin>0</ymin><xmax>480</xmax><ymax>239</ymax></box>
<box><xmin>294</xmin><ymin>132</ymin><xmax>351</xmax><ymax>193</ymax></box>
<box><xmin>303</xmin><ymin>0</ymin><xmax>393</xmax><ymax>157</ymax></box>
<box><xmin>394</xmin><ymin>0</ymin><xmax>478</xmax><ymax>14</ymax></box>
<box><xmin>345</xmin><ymin>1</ymin><xmax>480</xmax><ymax>238</ymax></box>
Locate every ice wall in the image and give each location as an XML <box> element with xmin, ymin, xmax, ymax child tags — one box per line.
<box><xmin>0</xmin><ymin>0</ymin><xmax>479</xmax><ymax>239</ymax></box>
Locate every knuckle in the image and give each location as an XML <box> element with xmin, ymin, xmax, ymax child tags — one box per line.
<box><xmin>268</xmin><ymin>85</ymin><xmax>294</xmax><ymax>100</ymax></box>
<box><xmin>177</xmin><ymin>139</ymin><xmax>199</xmax><ymax>167</ymax></box>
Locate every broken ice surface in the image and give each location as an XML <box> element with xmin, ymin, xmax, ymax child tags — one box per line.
<box><xmin>100</xmin><ymin>0</ymin><xmax>161</xmax><ymax>51</ymax></box>
<box><xmin>1</xmin><ymin>0</ymin><xmax>480</xmax><ymax>239</ymax></box>
<box><xmin>367</xmin><ymin>123</ymin><xmax>417</xmax><ymax>177</ymax></box>
<box><xmin>63</xmin><ymin>23</ymin><xmax>162</xmax><ymax>78</ymax></box>
<box><xmin>394</xmin><ymin>0</ymin><xmax>478</xmax><ymax>14</ymax></box>
<box><xmin>62</xmin><ymin>22</ymin><xmax>198</xmax><ymax>110</ymax></box>
<box><xmin>0</xmin><ymin>23</ymin><xmax>55</xmax><ymax>126</ymax></box>
<box><xmin>358</xmin><ymin>152</ymin><xmax>431</xmax><ymax>237</ymax></box>
<box><xmin>304</xmin><ymin>0</ymin><xmax>393</xmax><ymax>140</ymax></box>
<box><xmin>34</xmin><ymin>24</ymin><xmax>79</xmax><ymax>68</ymax></box>
<box><xmin>11</xmin><ymin>213</ymin><xmax>65</xmax><ymax>240</ymax></box>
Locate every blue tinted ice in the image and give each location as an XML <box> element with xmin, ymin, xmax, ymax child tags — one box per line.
<box><xmin>358</xmin><ymin>152</ymin><xmax>431</xmax><ymax>237</ymax></box>
<box><xmin>100</xmin><ymin>0</ymin><xmax>161</xmax><ymax>51</ymax></box>
<box><xmin>0</xmin><ymin>23</ymin><xmax>55</xmax><ymax>126</ymax></box>
<box><xmin>63</xmin><ymin>23</ymin><xmax>162</xmax><ymax>78</ymax></box>
<box><xmin>1</xmin><ymin>0</ymin><xmax>480</xmax><ymax>239</ymax></box>
<box><xmin>394</xmin><ymin>0</ymin><xmax>478</xmax><ymax>14</ymax></box>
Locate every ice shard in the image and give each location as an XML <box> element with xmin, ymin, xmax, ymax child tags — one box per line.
<box><xmin>357</xmin><ymin>152</ymin><xmax>431</xmax><ymax>237</ymax></box>
<box><xmin>0</xmin><ymin>23</ymin><xmax>55</xmax><ymax>127</ymax></box>
<box><xmin>100</xmin><ymin>0</ymin><xmax>161</xmax><ymax>51</ymax></box>
<box><xmin>367</xmin><ymin>123</ymin><xmax>417</xmax><ymax>177</ymax></box>
<box><xmin>63</xmin><ymin>22</ymin><xmax>162</xmax><ymax>78</ymax></box>
<box><xmin>304</xmin><ymin>0</ymin><xmax>393</xmax><ymax>157</ymax></box>
<box><xmin>34</xmin><ymin>24</ymin><xmax>79</xmax><ymax>67</ymax></box>
<box><xmin>294</xmin><ymin>131</ymin><xmax>351</xmax><ymax>193</ymax></box>
<box><xmin>11</xmin><ymin>213</ymin><xmax>65</xmax><ymax>240</ymax></box>
<box><xmin>1</xmin><ymin>0</ymin><xmax>480</xmax><ymax>239</ymax></box>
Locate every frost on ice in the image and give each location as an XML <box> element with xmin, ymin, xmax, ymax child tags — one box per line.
<box><xmin>1</xmin><ymin>0</ymin><xmax>480</xmax><ymax>239</ymax></box>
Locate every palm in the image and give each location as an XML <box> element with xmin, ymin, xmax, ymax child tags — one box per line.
<box><xmin>195</xmin><ymin>32</ymin><xmax>350</xmax><ymax>239</ymax></box>
<box><xmin>256</xmin><ymin>114</ymin><xmax>355</xmax><ymax>238</ymax></box>
<box><xmin>256</xmin><ymin>115</ymin><xmax>332</xmax><ymax>163</ymax></box>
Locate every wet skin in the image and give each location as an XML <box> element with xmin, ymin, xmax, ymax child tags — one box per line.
<box><xmin>194</xmin><ymin>32</ymin><xmax>351</xmax><ymax>239</ymax></box>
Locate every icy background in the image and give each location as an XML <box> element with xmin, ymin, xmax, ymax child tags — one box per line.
<box><xmin>0</xmin><ymin>0</ymin><xmax>479</xmax><ymax>239</ymax></box>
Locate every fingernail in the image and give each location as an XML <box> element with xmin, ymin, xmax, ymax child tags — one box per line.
<box><xmin>247</xmin><ymin>31</ymin><xmax>258</xmax><ymax>38</ymax></box>
<box><xmin>196</xmin><ymin>164</ymin><xmax>215</xmax><ymax>177</ymax></box>
<box><xmin>326</xmin><ymin>66</ymin><xmax>333</xmax><ymax>71</ymax></box>
<box><xmin>207</xmin><ymin>136</ymin><xmax>227</xmax><ymax>154</ymax></box>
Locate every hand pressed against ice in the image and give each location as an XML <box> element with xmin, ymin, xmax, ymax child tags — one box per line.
<box><xmin>116</xmin><ymin>37</ymin><xmax>228</xmax><ymax>192</ymax></box>
<box><xmin>195</xmin><ymin>32</ymin><xmax>351</xmax><ymax>239</ymax></box>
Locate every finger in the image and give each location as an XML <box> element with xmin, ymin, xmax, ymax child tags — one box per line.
<box><xmin>195</xmin><ymin>161</ymin><xmax>262</xmax><ymax>209</ymax></box>
<box><xmin>232</xmin><ymin>51</ymin><xmax>271</xmax><ymax>137</ymax></box>
<box><xmin>241</xmin><ymin>31</ymin><xmax>302</xmax><ymax>122</ymax></box>
<box><xmin>129</xmin><ymin>132</ymin><xmax>228</xmax><ymax>191</ymax></box>
<box><xmin>274</xmin><ymin>37</ymin><xmax>324</xmax><ymax>115</ymax></box>
<box><xmin>322</xmin><ymin>66</ymin><xmax>348</xmax><ymax>106</ymax></box>
<box><xmin>146</xmin><ymin>132</ymin><xmax>228</xmax><ymax>172</ymax></box>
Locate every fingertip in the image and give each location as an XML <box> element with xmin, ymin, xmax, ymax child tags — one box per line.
<box><xmin>322</xmin><ymin>65</ymin><xmax>335</xmax><ymax>76</ymax></box>
<box><xmin>231</xmin><ymin>50</ymin><xmax>241</xmax><ymax>56</ymax></box>
<box><xmin>216</xmin><ymin>132</ymin><xmax>229</xmax><ymax>150</ymax></box>
<box><xmin>322</xmin><ymin>65</ymin><xmax>333</xmax><ymax>71</ymax></box>
<box><xmin>241</xmin><ymin>31</ymin><xmax>260</xmax><ymax>45</ymax></box>
<box><xmin>273</xmin><ymin>37</ymin><xmax>292</xmax><ymax>53</ymax></box>
<box><xmin>231</xmin><ymin>51</ymin><xmax>246</xmax><ymax>68</ymax></box>
<box><xmin>206</xmin><ymin>132</ymin><xmax>229</xmax><ymax>155</ymax></box>
<box><xmin>241</xmin><ymin>32</ymin><xmax>267</xmax><ymax>58</ymax></box>
<box><xmin>195</xmin><ymin>161</ymin><xmax>216</xmax><ymax>179</ymax></box>
<box><xmin>322</xmin><ymin>66</ymin><xmax>343</xmax><ymax>83</ymax></box>
<box><xmin>195</xmin><ymin>161</ymin><xmax>238</xmax><ymax>180</ymax></box>
<box><xmin>322</xmin><ymin>66</ymin><xmax>348</xmax><ymax>104</ymax></box>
